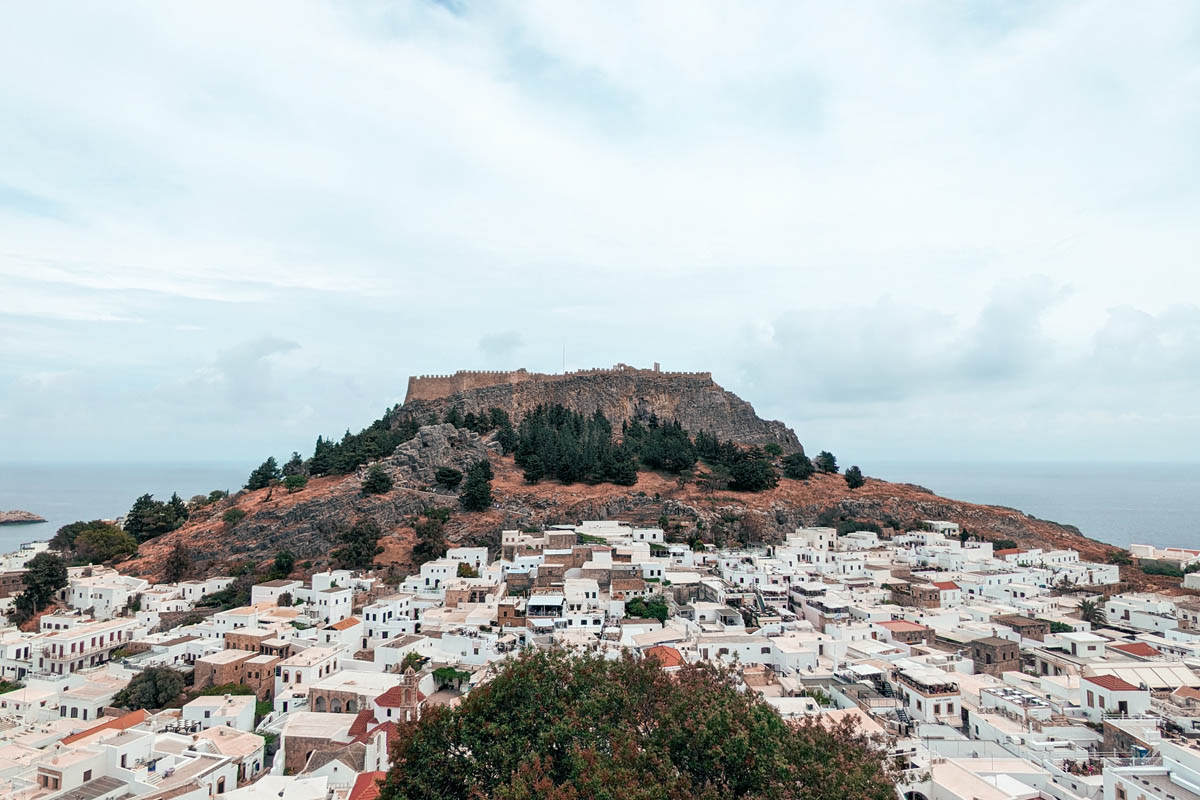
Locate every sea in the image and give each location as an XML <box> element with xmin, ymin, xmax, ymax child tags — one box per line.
<box><xmin>0</xmin><ymin>460</ymin><xmax>1197</xmax><ymax>553</ymax></box>
<box><xmin>0</xmin><ymin>462</ymin><xmax>248</xmax><ymax>553</ymax></box>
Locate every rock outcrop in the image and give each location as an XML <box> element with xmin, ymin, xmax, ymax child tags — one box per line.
<box><xmin>0</xmin><ymin>509</ymin><xmax>46</xmax><ymax>525</ymax></box>
<box><xmin>381</xmin><ymin>424</ymin><xmax>496</xmax><ymax>489</ymax></box>
<box><xmin>403</xmin><ymin>365</ymin><xmax>801</xmax><ymax>453</ymax></box>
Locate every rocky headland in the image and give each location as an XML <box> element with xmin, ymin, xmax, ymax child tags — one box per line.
<box><xmin>0</xmin><ymin>509</ymin><xmax>46</xmax><ymax>525</ymax></box>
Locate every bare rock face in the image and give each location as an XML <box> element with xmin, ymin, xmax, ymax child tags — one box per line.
<box><xmin>403</xmin><ymin>369</ymin><xmax>801</xmax><ymax>452</ymax></box>
<box><xmin>0</xmin><ymin>509</ymin><xmax>46</xmax><ymax>525</ymax></box>
<box><xmin>380</xmin><ymin>424</ymin><xmax>496</xmax><ymax>488</ymax></box>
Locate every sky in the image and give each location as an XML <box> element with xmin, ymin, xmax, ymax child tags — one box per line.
<box><xmin>1</xmin><ymin>1</ymin><xmax>1198</xmax><ymax>466</ymax></box>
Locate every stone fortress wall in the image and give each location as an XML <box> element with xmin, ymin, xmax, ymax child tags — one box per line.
<box><xmin>405</xmin><ymin>363</ymin><xmax>713</xmax><ymax>404</ymax></box>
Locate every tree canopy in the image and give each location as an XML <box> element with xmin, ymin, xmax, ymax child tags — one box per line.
<box><xmin>380</xmin><ymin>649</ymin><xmax>895</xmax><ymax>800</ymax></box>
<box><xmin>124</xmin><ymin>493</ymin><xmax>188</xmax><ymax>542</ymax></box>
<box><xmin>814</xmin><ymin>451</ymin><xmax>838</xmax><ymax>474</ymax></box>
<box><xmin>459</xmin><ymin>460</ymin><xmax>494</xmax><ymax>512</ymax></box>
<box><xmin>245</xmin><ymin>457</ymin><xmax>282</xmax><ymax>490</ymax></box>
<box><xmin>844</xmin><ymin>465</ymin><xmax>865</xmax><ymax>490</ymax></box>
<box><xmin>8</xmin><ymin>552</ymin><xmax>68</xmax><ymax>624</ymax></box>
<box><xmin>782</xmin><ymin>452</ymin><xmax>814</xmax><ymax>481</ymax></box>
<box><xmin>362</xmin><ymin>465</ymin><xmax>394</xmax><ymax>495</ymax></box>
<box><xmin>114</xmin><ymin>667</ymin><xmax>186</xmax><ymax>710</ymax></box>
<box><xmin>332</xmin><ymin>518</ymin><xmax>384</xmax><ymax>570</ymax></box>
<box><xmin>52</xmin><ymin>520</ymin><xmax>137</xmax><ymax>564</ymax></box>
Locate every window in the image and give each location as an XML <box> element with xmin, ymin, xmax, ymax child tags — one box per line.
<box><xmin>83</xmin><ymin>770</ymin><xmax>91</xmax><ymax>782</ymax></box>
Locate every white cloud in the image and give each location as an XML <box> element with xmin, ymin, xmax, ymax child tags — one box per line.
<box><xmin>0</xmin><ymin>1</ymin><xmax>1197</xmax><ymax>460</ymax></box>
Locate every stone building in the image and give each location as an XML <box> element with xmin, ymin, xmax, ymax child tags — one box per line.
<box><xmin>970</xmin><ymin>636</ymin><xmax>1020</xmax><ymax>677</ymax></box>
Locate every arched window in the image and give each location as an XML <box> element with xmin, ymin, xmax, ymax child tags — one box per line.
<box><xmin>314</xmin><ymin>696</ymin><xmax>327</xmax><ymax>712</ymax></box>
<box><xmin>331</xmin><ymin>698</ymin><xmax>343</xmax><ymax>713</ymax></box>
<box><xmin>217</xmin><ymin>777</ymin><xmax>226</xmax><ymax>794</ymax></box>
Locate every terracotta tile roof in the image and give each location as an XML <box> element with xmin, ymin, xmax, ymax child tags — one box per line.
<box><xmin>879</xmin><ymin>620</ymin><xmax>928</xmax><ymax>633</ymax></box>
<box><xmin>350</xmin><ymin>771</ymin><xmax>386</xmax><ymax>800</ymax></box>
<box><xmin>327</xmin><ymin>616</ymin><xmax>361</xmax><ymax>631</ymax></box>
<box><xmin>994</xmin><ymin>548</ymin><xmax>1022</xmax><ymax>557</ymax></box>
<box><xmin>1111</xmin><ymin>642</ymin><xmax>1162</xmax><ymax>658</ymax></box>
<box><xmin>61</xmin><ymin>710</ymin><xmax>149</xmax><ymax>744</ymax></box>
<box><xmin>932</xmin><ymin>581</ymin><xmax>960</xmax><ymax>591</ymax></box>
<box><xmin>348</xmin><ymin>709</ymin><xmax>376</xmax><ymax>738</ymax></box>
<box><xmin>1084</xmin><ymin>674</ymin><xmax>1141</xmax><ymax>692</ymax></box>
<box><xmin>645</xmin><ymin>645</ymin><xmax>684</xmax><ymax>668</ymax></box>
<box><xmin>374</xmin><ymin>684</ymin><xmax>423</xmax><ymax>707</ymax></box>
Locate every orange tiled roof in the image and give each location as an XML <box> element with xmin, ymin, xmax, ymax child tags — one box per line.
<box><xmin>327</xmin><ymin>617</ymin><xmax>361</xmax><ymax>631</ymax></box>
<box><xmin>349</xmin><ymin>771</ymin><xmax>386</xmax><ymax>800</ymax></box>
<box><xmin>61</xmin><ymin>710</ymin><xmax>149</xmax><ymax>745</ymax></box>
<box><xmin>1111</xmin><ymin>642</ymin><xmax>1161</xmax><ymax>658</ymax></box>
<box><xmin>1084</xmin><ymin>674</ymin><xmax>1141</xmax><ymax>692</ymax></box>
<box><xmin>645</xmin><ymin>645</ymin><xmax>684</xmax><ymax>668</ymax></box>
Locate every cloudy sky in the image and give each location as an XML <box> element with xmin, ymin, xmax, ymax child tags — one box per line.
<box><xmin>1</xmin><ymin>1</ymin><xmax>1198</xmax><ymax>465</ymax></box>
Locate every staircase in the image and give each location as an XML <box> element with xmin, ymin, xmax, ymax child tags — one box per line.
<box><xmin>875</xmin><ymin>677</ymin><xmax>911</xmax><ymax>725</ymax></box>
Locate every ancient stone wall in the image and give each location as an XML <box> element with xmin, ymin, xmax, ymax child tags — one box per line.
<box><xmin>405</xmin><ymin>364</ymin><xmax>713</xmax><ymax>404</ymax></box>
<box><xmin>401</xmin><ymin>366</ymin><xmax>800</xmax><ymax>453</ymax></box>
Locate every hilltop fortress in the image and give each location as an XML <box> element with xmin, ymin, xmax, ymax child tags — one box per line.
<box><xmin>405</xmin><ymin>363</ymin><xmax>712</xmax><ymax>404</ymax></box>
<box><xmin>402</xmin><ymin>363</ymin><xmax>801</xmax><ymax>453</ymax></box>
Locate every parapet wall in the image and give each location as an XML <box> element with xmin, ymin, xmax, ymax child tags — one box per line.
<box><xmin>405</xmin><ymin>363</ymin><xmax>713</xmax><ymax>404</ymax></box>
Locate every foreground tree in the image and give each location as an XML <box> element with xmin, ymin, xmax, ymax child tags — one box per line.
<box><xmin>113</xmin><ymin>667</ymin><xmax>186</xmax><ymax>710</ymax></box>
<box><xmin>380</xmin><ymin>649</ymin><xmax>895</xmax><ymax>800</ymax></box>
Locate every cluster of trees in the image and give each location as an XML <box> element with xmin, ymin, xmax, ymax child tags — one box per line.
<box><xmin>309</xmin><ymin>406</ymin><xmax>421</xmax><ymax>477</ymax></box>
<box><xmin>379</xmin><ymin>649</ymin><xmax>896</xmax><ymax>800</ymax></box>
<box><xmin>8</xmin><ymin>553</ymin><xmax>68</xmax><ymax>625</ymax></box>
<box><xmin>444</xmin><ymin>406</ymin><xmax>516</xmax><ymax>445</ymax></box>
<box><xmin>124</xmin><ymin>493</ymin><xmax>189</xmax><ymax>542</ymax></box>
<box><xmin>625</xmin><ymin>596</ymin><xmax>669</xmax><ymax>623</ymax></box>
<box><xmin>513</xmin><ymin>405</ymin><xmax>639</xmax><ymax>486</ymax></box>
<box><xmin>51</xmin><ymin>520</ymin><xmax>138</xmax><ymax>565</ymax></box>
<box><xmin>113</xmin><ymin>667</ymin><xmax>186</xmax><ymax>710</ymax></box>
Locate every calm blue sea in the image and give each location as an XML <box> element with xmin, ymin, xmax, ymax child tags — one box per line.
<box><xmin>869</xmin><ymin>461</ymin><xmax>1200</xmax><ymax>551</ymax></box>
<box><xmin>0</xmin><ymin>462</ymin><xmax>248</xmax><ymax>553</ymax></box>
<box><xmin>0</xmin><ymin>461</ymin><xmax>1196</xmax><ymax>553</ymax></box>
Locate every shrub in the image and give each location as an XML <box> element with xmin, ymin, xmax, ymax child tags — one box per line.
<box><xmin>222</xmin><ymin>507</ymin><xmax>247</xmax><ymax>528</ymax></box>
<box><xmin>283</xmin><ymin>474</ymin><xmax>308</xmax><ymax>493</ymax></box>
<box><xmin>434</xmin><ymin>467</ymin><xmax>463</xmax><ymax>489</ymax></box>
<box><xmin>782</xmin><ymin>452</ymin><xmax>814</xmax><ymax>480</ymax></box>
<box><xmin>362</xmin><ymin>465</ymin><xmax>394</xmax><ymax>495</ymax></box>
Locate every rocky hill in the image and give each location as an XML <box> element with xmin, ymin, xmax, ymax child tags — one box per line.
<box><xmin>121</xmin><ymin>424</ymin><xmax>1130</xmax><ymax>585</ymax></box>
<box><xmin>402</xmin><ymin>364</ymin><xmax>801</xmax><ymax>453</ymax></box>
